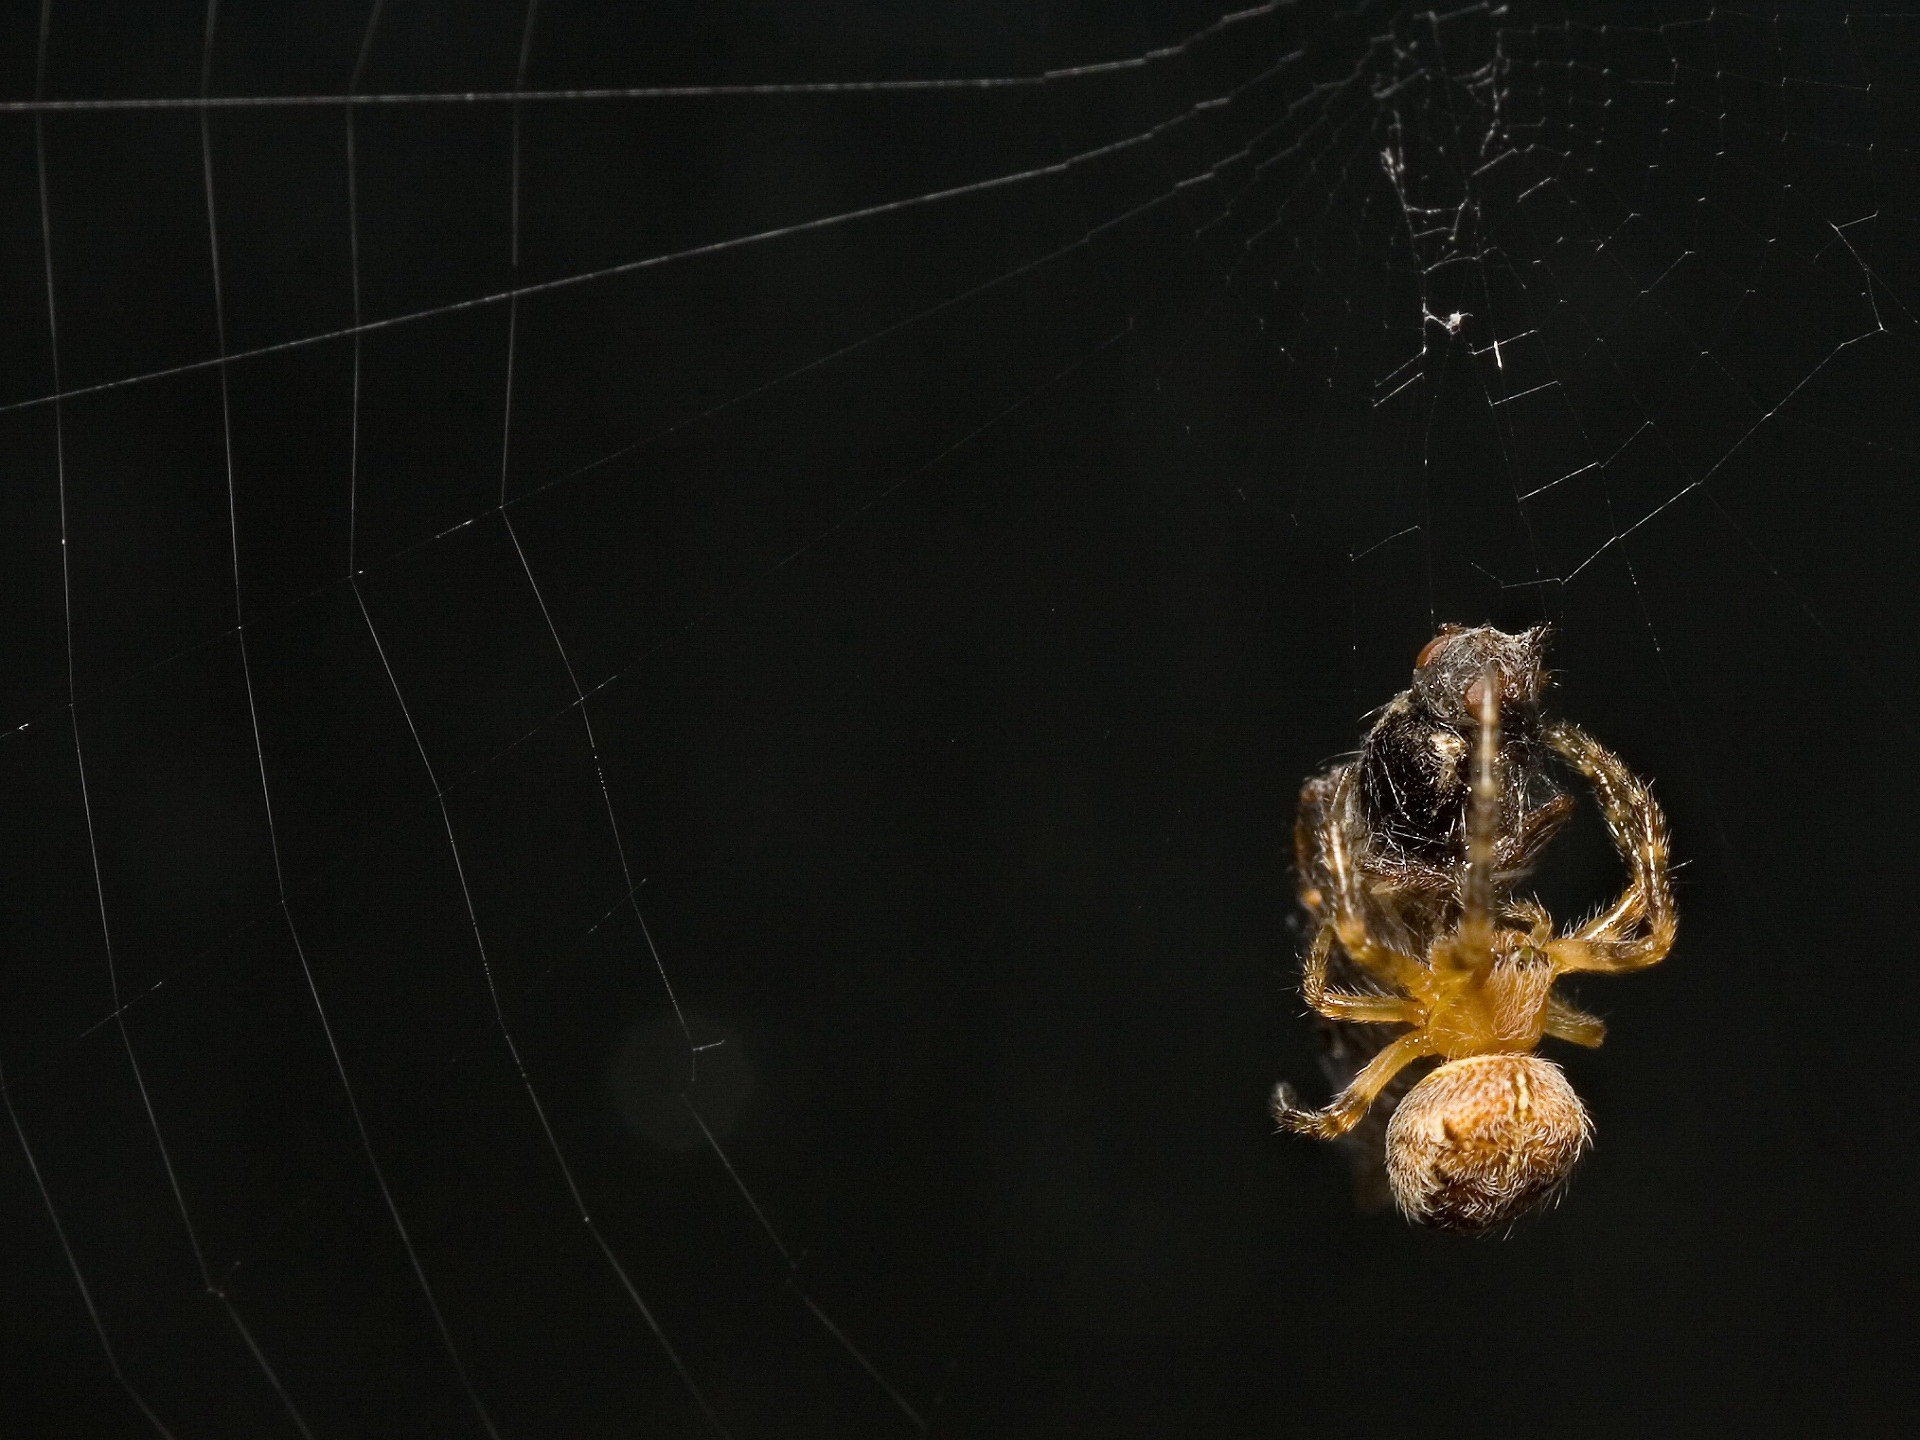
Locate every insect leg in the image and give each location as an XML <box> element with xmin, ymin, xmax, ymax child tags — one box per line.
<box><xmin>1500</xmin><ymin>793</ymin><xmax>1576</xmax><ymax>876</ymax></box>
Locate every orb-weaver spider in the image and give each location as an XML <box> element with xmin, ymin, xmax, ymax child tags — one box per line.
<box><xmin>1273</xmin><ymin>628</ymin><xmax>1675</xmax><ymax>1233</ymax></box>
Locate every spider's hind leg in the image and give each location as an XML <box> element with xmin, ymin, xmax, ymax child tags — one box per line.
<box><xmin>1273</xmin><ymin>1030</ymin><xmax>1436</xmax><ymax>1140</ymax></box>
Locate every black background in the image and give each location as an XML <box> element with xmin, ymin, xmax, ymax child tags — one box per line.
<box><xmin>1</xmin><ymin>2</ymin><xmax>1916</xmax><ymax>1436</ymax></box>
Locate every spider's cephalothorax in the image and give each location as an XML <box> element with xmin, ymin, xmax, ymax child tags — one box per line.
<box><xmin>1274</xmin><ymin>629</ymin><xmax>1674</xmax><ymax>1234</ymax></box>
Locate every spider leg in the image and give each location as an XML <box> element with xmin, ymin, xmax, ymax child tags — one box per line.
<box><xmin>1293</xmin><ymin>770</ymin><xmax>1341</xmax><ymax>917</ymax></box>
<box><xmin>1500</xmin><ymin>897</ymin><xmax>1553</xmax><ymax>945</ymax></box>
<box><xmin>1301</xmin><ymin>925</ymin><xmax>1422</xmax><ymax>1025</ymax></box>
<box><xmin>1544</xmin><ymin>993</ymin><xmax>1607</xmax><ymax>1047</ymax></box>
<box><xmin>1579</xmin><ymin>895</ymin><xmax>1646</xmax><ymax>945</ymax></box>
<box><xmin>1272</xmin><ymin>1030</ymin><xmax>1436</xmax><ymax>1140</ymax></box>
<box><xmin>1320</xmin><ymin>793</ymin><xmax>1426</xmax><ymax>989</ymax></box>
<box><xmin>1543</xmin><ymin>721</ymin><xmax>1675</xmax><ymax>974</ymax></box>
<box><xmin>1444</xmin><ymin>665</ymin><xmax>1503</xmax><ymax>972</ymax></box>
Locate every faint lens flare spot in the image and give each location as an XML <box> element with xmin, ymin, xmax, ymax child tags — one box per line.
<box><xmin>607</xmin><ymin>1013</ymin><xmax>754</xmax><ymax>1152</ymax></box>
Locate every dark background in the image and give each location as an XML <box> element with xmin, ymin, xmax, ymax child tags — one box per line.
<box><xmin>1</xmin><ymin>2</ymin><xmax>1916</xmax><ymax>1436</ymax></box>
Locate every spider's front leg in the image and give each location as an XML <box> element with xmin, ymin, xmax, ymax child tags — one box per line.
<box><xmin>1443</xmin><ymin>664</ymin><xmax>1505</xmax><ymax>969</ymax></box>
<box><xmin>1293</xmin><ymin>770</ymin><xmax>1342</xmax><ymax>916</ymax></box>
<box><xmin>1319</xmin><ymin>775</ymin><xmax>1428</xmax><ymax>992</ymax></box>
<box><xmin>1544</xmin><ymin>721</ymin><xmax>1675</xmax><ymax>975</ymax></box>
<box><xmin>1273</xmin><ymin>1031</ymin><xmax>1436</xmax><ymax>1139</ymax></box>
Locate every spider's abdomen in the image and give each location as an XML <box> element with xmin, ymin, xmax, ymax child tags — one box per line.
<box><xmin>1384</xmin><ymin>1055</ymin><xmax>1591</xmax><ymax>1235</ymax></box>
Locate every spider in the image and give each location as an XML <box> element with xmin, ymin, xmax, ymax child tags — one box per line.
<box><xmin>1273</xmin><ymin>627</ymin><xmax>1675</xmax><ymax>1233</ymax></box>
<box><xmin>1288</xmin><ymin>625</ymin><xmax>1579</xmax><ymax>1212</ymax></box>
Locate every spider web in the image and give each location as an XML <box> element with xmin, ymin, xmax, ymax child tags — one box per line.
<box><xmin>1</xmin><ymin>1</ymin><xmax>1914</xmax><ymax>1435</ymax></box>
